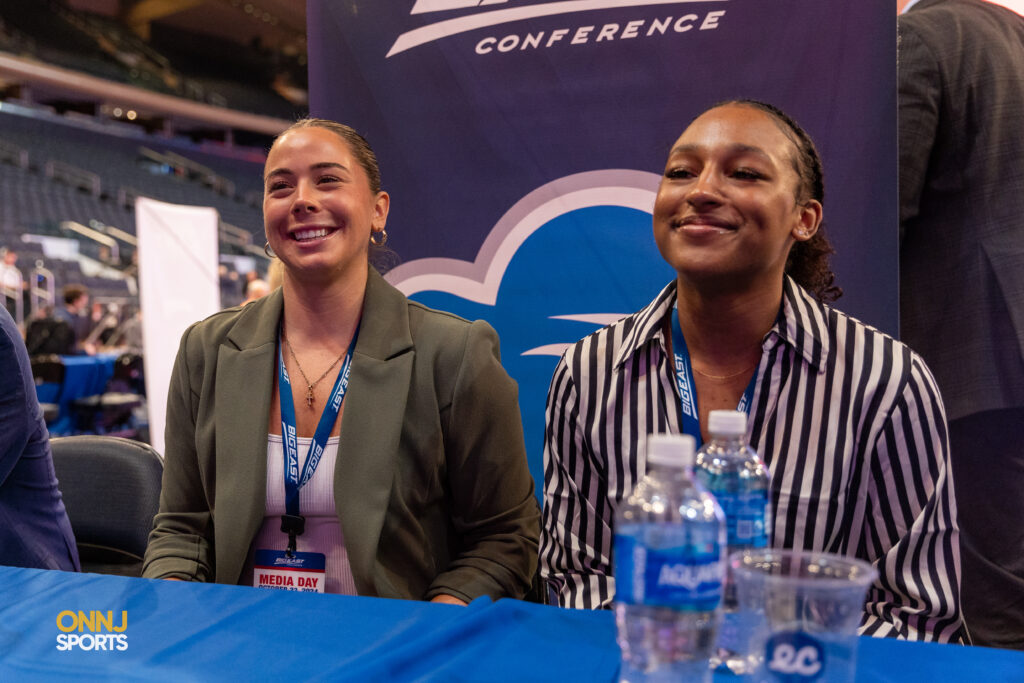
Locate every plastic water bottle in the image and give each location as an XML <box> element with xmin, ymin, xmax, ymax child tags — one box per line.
<box><xmin>614</xmin><ymin>433</ymin><xmax>726</xmax><ymax>683</ymax></box>
<box><xmin>694</xmin><ymin>410</ymin><xmax>771</xmax><ymax>675</ymax></box>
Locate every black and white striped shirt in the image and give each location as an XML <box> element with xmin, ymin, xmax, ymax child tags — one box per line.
<box><xmin>540</xmin><ymin>276</ymin><xmax>965</xmax><ymax>643</ymax></box>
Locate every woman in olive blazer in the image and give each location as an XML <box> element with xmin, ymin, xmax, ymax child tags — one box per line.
<box><xmin>142</xmin><ymin>120</ymin><xmax>538</xmax><ymax>602</ymax></box>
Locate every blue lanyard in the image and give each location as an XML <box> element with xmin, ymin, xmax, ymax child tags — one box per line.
<box><xmin>670</xmin><ymin>306</ymin><xmax>757</xmax><ymax>449</ymax></box>
<box><xmin>277</xmin><ymin>326</ymin><xmax>358</xmax><ymax>524</ymax></box>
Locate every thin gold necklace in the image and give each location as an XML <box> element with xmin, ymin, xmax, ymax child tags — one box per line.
<box><xmin>282</xmin><ymin>335</ymin><xmax>347</xmax><ymax>409</ymax></box>
<box><xmin>692</xmin><ymin>361</ymin><xmax>758</xmax><ymax>382</ymax></box>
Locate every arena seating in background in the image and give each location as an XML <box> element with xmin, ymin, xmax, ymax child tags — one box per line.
<box><xmin>1</xmin><ymin>0</ymin><xmax>288</xmax><ymax>337</ymax></box>
<box><xmin>0</xmin><ymin>105</ymin><xmax>268</xmax><ymax>310</ymax></box>
<box><xmin>0</xmin><ymin>109</ymin><xmax>265</xmax><ymax>237</ymax></box>
<box><xmin>72</xmin><ymin>352</ymin><xmax>146</xmax><ymax>439</ymax></box>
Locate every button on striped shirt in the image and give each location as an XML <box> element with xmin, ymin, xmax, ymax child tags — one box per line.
<box><xmin>540</xmin><ymin>277</ymin><xmax>965</xmax><ymax>643</ymax></box>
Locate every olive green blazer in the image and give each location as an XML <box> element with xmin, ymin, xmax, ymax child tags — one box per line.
<box><xmin>143</xmin><ymin>268</ymin><xmax>539</xmax><ymax>602</ymax></box>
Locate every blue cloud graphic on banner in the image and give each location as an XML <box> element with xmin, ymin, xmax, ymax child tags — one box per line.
<box><xmin>386</xmin><ymin>169</ymin><xmax>673</xmax><ymax>497</ymax></box>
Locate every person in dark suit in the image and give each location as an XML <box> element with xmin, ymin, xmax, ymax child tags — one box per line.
<box><xmin>898</xmin><ymin>0</ymin><xmax>1024</xmax><ymax>649</ymax></box>
<box><xmin>53</xmin><ymin>284</ymin><xmax>95</xmax><ymax>355</ymax></box>
<box><xmin>143</xmin><ymin>119</ymin><xmax>539</xmax><ymax>602</ymax></box>
<box><xmin>0</xmin><ymin>305</ymin><xmax>80</xmax><ymax>571</ymax></box>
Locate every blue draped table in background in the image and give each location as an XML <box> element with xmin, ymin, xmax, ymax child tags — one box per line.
<box><xmin>34</xmin><ymin>352</ymin><xmax>119</xmax><ymax>435</ymax></box>
<box><xmin>0</xmin><ymin>566</ymin><xmax>1021</xmax><ymax>681</ymax></box>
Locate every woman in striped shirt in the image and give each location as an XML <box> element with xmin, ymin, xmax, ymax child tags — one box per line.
<box><xmin>540</xmin><ymin>100</ymin><xmax>965</xmax><ymax>642</ymax></box>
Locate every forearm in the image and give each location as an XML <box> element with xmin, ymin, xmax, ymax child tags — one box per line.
<box><xmin>427</xmin><ymin>545</ymin><xmax>535</xmax><ymax>603</ymax></box>
<box><xmin>540</xmin><ymin>492</ymin><xmax>615</xmax><ymax>610</ymax></box>
<box><xmin>142</xmin><ymin>325</ymin><xmax>214</xmax><ymax>582</ymax></box>
<box><xmin>436</xmin><ymin>321</ymin><xmax>539</xmax><ymax>601</ymax></box>
<box><xmin>861</xmin><ymin>357</ymin><xmax>964</xmax><ymax>642</ymax></box>
<box><xmin>539</xmin><ymin>361</ymin><xmax>614</xmax><ymax>609</ymax></box>
<box><xmin>143</xmin><ymin>524</ymin><xmax>213</xmax><ymax>581</ymax></box>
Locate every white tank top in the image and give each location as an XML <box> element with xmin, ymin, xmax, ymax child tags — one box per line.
<box><xmin>239</xmin><ymin>434</ymin><xmax>358</xmax><ymax>595</ymax></box>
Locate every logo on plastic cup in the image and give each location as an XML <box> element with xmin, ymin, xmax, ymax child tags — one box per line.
<box><xmin>765</xmin><ymin>631</ymin><xmax>824</xmax><ymax>681</ymax></box>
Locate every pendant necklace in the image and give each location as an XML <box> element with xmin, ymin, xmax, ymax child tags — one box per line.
<box><xmin>282</xmin><ymin>335</ymin><xmax>348</xmax><ymax>408</ymax></box>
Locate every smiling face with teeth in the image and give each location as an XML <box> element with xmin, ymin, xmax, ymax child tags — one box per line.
<box><xmin>652</xmin><ymin>104</ymin><xmax>821</xmax><ymax>295</ymax></box>
<box><xmin>263</xmin><ymin>125</ymin><xmax>389</xmax><ymax>287</ymax></box>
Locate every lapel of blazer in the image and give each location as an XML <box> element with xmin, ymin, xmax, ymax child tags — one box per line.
<box><xmin>335</xmin><ymin>268</ymin><xmax>414</xmax><ymax>597</ymax></box>
<box><xmin>215</xmin><ymin>291</ymin><xmax>282</xmax><ymax>584</ymax></box>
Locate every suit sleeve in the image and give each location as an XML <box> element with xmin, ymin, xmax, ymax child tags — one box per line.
<box><xmin>539</xmin><ymin>355</ymin><xmax>614</xmax><ymax>609</ymax></box>
<box><xmin>142</xmin><ymin>324</ymin><xmax>215</xmax><ymax>581</ymax></box>
<box><xmin>425</xmin><ymin>320</ymin><xmax>540</xmax><ymax>601</ymax></box>
<box><xmin>897</xmin><ymin>17</ymin><xmax>942</xmax><ymax>244</ymax></box>
<box><xmin>0</xmin><ymin>319</ymin><xmax>31</xmax><ymax>485</ymax></box>
<box><xmin>859</xmin><ymin>351</ymin><xmax>966</xmax><ymax>643</ymax></box>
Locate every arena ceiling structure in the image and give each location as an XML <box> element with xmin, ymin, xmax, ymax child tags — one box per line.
<box><xmin>108</xmin><ymin>0</ymin><xmax>306</xmax><ymax>54</ymax></box>
<box><xmin>0</xmin><ymin>0</ymin><xmax>309</xmax><ymax>143</ymax></box>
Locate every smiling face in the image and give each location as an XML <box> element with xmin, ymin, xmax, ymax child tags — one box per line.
<box><xmin>263</xmin><ymin>126</ymin><xmax>389</xmax><ymax>286</ymax></box>
<box><xmin>653</xmin><ymin>104</ymin><xmax>821</xmax><ymax>294</ymax></box>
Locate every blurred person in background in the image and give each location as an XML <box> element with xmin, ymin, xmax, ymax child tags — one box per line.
<box><xmin>898</xmin><ymin>0</ymin><xmax>1024</xmax><ymax>649</ymax></box>
<box><xmin>242</xmin><ymin>269</ymin><xmax>260</xmax><ymax>298</ymax></box>
<box><xmin>1</xmin><ymin>248</ymin><xmax>25</xmax><ymax>319</ymax></box>
<box><xmin>86</xmin><ymin>302</ymin><xmax>122</xmax><ymax>348</ymax></box>
<box><xmin>108</xmin><ymin>306</ymin><xmax>143</xmax><ymax>353</ymax></box>
<box><xmin>54</xmin><ymin>284</ymin><xmax>94</xmax><ymax>355</ymax></box>
<box><xmin>242</xmin><ymin>278</ymin><xmax>270</xmax><ymax>305</ymax></box>
<box><xmin>218</xmin><ymin>264</ymin><xmax>242</xmax><ymax>308</ymax></box>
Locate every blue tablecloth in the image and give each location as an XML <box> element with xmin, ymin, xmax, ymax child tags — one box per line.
<box><xmin>0</xmin><ymin>566</ymin><xmax>1021</xmax><ymax>681</ymax></box>
<box><xmin>34</xmin><ymin>353</ymin><xmax>119</xmax><ymax>435</ymax></box>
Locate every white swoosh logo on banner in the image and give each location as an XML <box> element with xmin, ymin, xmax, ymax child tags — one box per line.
<box><xmin>385</xmin><ymin>169</ymin><xmax>659</xmax><ymax>306</ymax></box>
<box><xmin>412</xmin><ymin>0</ymin><xmax>508</xmax><ymax>14</ymax></box>
<box><xmin>388</xmin><ymin>0</ymin><xmax>727</xmax><ymax>56</ymax></box>
<box><xmin>521</xmin><ymin>343</ymin><xmax>574</xmax><ymax>357</ymax></box>
<box><xmin>522</xmin><ymin>314</ymin><xmax>630</xmax><ymax>356</ymax></box>
<box><xmin>550</xmin><ymin>313</ymin><xmax>627</xmax><ymax>325</ymax></box>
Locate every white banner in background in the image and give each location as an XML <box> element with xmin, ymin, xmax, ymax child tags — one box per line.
<box><xmin>136</xmin><ymin>197</ymin><xmax>220</xmax><ymax>458</ymax></box>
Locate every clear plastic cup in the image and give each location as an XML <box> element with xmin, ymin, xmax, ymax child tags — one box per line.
<box><xmin>729</xmin><ymin>549</ymin><xmax>878</xmax><ymax>683</ymax></box>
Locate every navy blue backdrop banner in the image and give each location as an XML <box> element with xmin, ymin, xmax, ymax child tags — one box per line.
<box><xmin>307</xmin><ymin>0</ymin><xmax>897</xmax><ymax>498</ymax></box>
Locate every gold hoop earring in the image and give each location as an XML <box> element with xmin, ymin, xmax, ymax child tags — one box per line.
<box><xmin>264</xmin><ymin>241</ymin><xmax>276</xmax><ymax>258</ymax></box>
<box><xmin>370</xmin><ymin>229</ymin><xmax>388</xmax><ymax>247</ymax></box>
